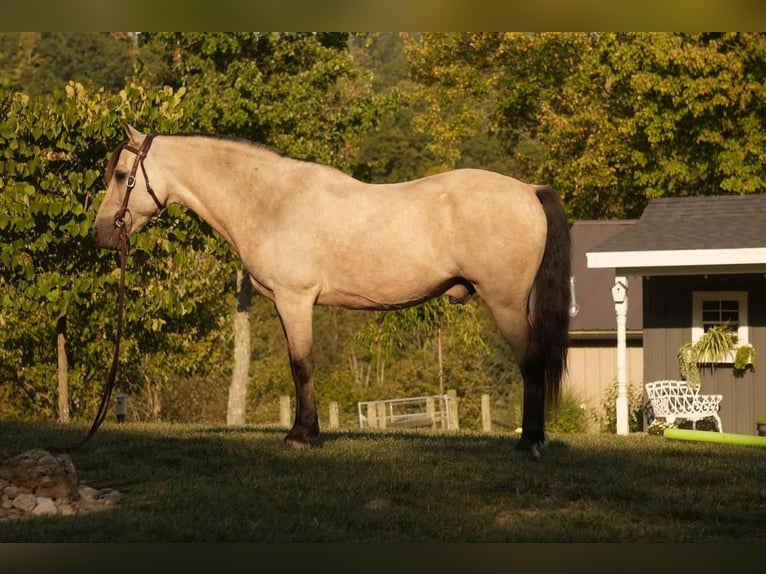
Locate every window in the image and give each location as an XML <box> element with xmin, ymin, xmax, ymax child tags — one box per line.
<box><xmin>692</xmin><ymin>291</ymin><xmax>749</xmax><ymax>353</ymax></box>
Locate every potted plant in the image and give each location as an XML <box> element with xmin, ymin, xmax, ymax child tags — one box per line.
<box><xmin>677</xmin><ymin>324</ymin><xmax>756</xmax><ymax>388</ymax></box>
<box><xmin>734</xmin><ymin>343</ymin><xmax>757</xmax><ymax>374</ymax></box>
<box><xmin>677</xmin><ymin>324</ymin><xmax>739</xmax><ymax>389</ymax></box>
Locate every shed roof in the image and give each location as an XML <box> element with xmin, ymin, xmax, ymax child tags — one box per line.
<box><xmin>587</xmin><ymin>194</ymin><xmax>766</xmax><ymax>275</ymax></box>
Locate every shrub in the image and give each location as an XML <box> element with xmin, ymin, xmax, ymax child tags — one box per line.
<box><xmin>546</xmin><ymin>386</ymin><xmax>589</xmax><ymax>433</ymax></box>
<box><xmin>592</xmin><ymin>380</ymin><xmax>644</xmax><ymax>433</ymax></box>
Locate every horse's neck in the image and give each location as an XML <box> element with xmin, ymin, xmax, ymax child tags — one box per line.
<box><xmin>163</xmin><ymin>138</ymin><xmax>293</xmax><ymax>250</ymax></box>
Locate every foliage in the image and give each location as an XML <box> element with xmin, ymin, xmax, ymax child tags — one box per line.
<box><xmin>545</xmin><ymin>386</ymin><xmax>589</xmax><ymax>434</ymax></box>
<box><xmin>404</xmin><ymin>32</ymin><xmax>766</xmax><ymax>220</ymax></box>
<box><xmin>592</xmin><ymin>380</ymin><xmax>645</xmax><ymax>433</ymax></box>
<box><xmin>0</xmin><ymin>81</ymin><xmax>231</xmax><ymax>421</ymax></box>
<box><xmin>135</xmin><ymin>32</ymin><xmax>386</xmax><ymax>169</ymax></box>
<box><xmin>0</xmin><ymin>32</ymin><xmax>137</xmax><ymax>95</ymax></box>
<box><xmin>350</xmin><ymin>33</ymin><xmax>514</xmax><ymax>184</ymax></box>
<box><xmin>0</xmin><ymin>33</ymin><xmax>395</xmax><ymax>424</ymax></box>
<box><xmin>677</xmin><ymin>324</ymin><xmax>743</xmax><ymax>389</ymax></box>
<box><xmin>734</xmin><ymin>343</ymin><xmax>756</xmax><ymax>372</ymax></box>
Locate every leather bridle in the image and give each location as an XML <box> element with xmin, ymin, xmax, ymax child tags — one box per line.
<box><xmin>113</xmin><ymin>134</ymin><xmax>163</xmax><ymax>230</ymax></box>
<box><xmin>67</xmin><ymin>134</ymin><xmax>162</xmax><ymax>451</ymax></box>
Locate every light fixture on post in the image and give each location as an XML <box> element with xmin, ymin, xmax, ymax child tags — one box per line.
<box><xmin>569</xmin><ymin>276</ymin><xmax>581</xmax><ymax>318</ymax></box>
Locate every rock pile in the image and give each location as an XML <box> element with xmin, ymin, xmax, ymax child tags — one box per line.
<box><xmin>0</xmin><ymin>448</ymin><xmax>122</xmax><ymax>521</ymax></box>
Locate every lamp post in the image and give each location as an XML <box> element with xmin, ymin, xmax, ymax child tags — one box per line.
<box><xmin>611</xmin><ymin>277</ymin><xmax>629</xmax><ymax>435</ymax></box>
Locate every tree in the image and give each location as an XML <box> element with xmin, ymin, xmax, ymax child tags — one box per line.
<box><xmin>227</xmin><ymin>268</ymin><xmax>252</xmax><ymax>426</ymax></box>
<box><xmin>0</xmin><ymin>82</ymin><xmax>232</xmax><ymax>421</ymax></box>
<box><xmin>404</xmin><ymin>32</ymin><xmax>766</xmax><ymax>219</ymax></box>
<box><xmin>136</xmin><ymin>32</ymin><xmax>383</xmax><ymax>169</ymax></box>
<box><xmin>0</xmin><ymin>32</ymin><xmax>137</xmax><ymax>96</ymax></box>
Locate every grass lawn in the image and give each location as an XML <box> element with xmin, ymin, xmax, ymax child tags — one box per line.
<box><xmin>1</xmin><ymin>420</ymin><xmax>765</xmax><ymax>542</ymax></box>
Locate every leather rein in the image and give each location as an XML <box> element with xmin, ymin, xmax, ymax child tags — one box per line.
<box><xmin>70</xmin><ymin>134</ymin><xmax>161</xmax><ymax>450</ymax></box>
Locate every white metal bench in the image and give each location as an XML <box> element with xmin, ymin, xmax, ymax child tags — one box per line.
<box><xmin>645</xmin><ymin>380</ymin><xmax>723</xmax><ymax>432</ymax></box>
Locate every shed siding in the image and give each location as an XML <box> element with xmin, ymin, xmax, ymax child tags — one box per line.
<box><xmin>642</xmin><ymin>274</ymin><xmax>766</xmax><ymax>434</ymax></box>
<box><xmin>564</xmin><ymin>343</ymin><xmax>643</xmax><ymax>432</ymax></box>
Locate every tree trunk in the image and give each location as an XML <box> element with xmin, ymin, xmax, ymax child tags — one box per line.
<box><xmin>56</xmin><ymin>315</ymin><xmax>70</xmax><ymax>424</ymax></box>
<box><xmin>227</xmin><ymin>268</ymin><xmax>252</xmax><ymax>425</ymax></box>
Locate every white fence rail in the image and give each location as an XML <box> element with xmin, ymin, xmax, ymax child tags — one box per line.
<box><xmin>357</xmin><ymin>392</ymin><xmax>459</xmax><ymax>430</ymax></box>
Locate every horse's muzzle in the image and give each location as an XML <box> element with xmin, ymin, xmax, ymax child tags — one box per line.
<box><xmin>92</xmin><ymin>223</ymin><xmax>122</xmax><ymax>250</ymax></box>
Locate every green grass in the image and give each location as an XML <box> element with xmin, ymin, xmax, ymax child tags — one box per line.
<box><xmin>1</xmin><ymin>420</ymin><xmax>765</xmax><ymax>542</ymax></box>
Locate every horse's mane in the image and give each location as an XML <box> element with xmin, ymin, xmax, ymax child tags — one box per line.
<box><xmin>104</xmin><ymin>131</ymin><xmax>321</xmax><ymax>187</ymax></box>
<box><xmin>175</xmin><ymin>132</ymin><xmax>289</xmax><ymax>159</ymax></box>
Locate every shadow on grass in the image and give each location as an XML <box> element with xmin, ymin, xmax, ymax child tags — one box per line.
<box><xmin>1</xmin><ymin>419</ymin><xmax>765</xmax><ymax>542</ymax></box>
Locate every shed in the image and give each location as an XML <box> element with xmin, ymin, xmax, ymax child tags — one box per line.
<box><xmin>587</xmin><ymin>194</ymin><xmax>766</xmax><ymax>435</ymax></box>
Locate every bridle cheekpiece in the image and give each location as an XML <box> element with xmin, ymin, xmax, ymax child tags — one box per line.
<box><xmin>113</xmin><ymin>134</ymin><xmax>163</xmax><ymax>230</ymax></box>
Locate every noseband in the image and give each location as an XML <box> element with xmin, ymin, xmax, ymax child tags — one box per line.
<box><xmin>113</xmin><ymin>134</ymin><xmax>164</xmax><ymax>230</ymax></box>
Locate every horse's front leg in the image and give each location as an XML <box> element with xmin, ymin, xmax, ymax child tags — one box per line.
<box><xmin>275</xmin><ymin>293</ymin><xmax>319</xmax><ymax>448</ymax></box>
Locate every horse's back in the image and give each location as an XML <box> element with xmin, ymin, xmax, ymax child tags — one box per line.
<box><xmin>308</xmin><ymin>168</ymin><xmax>548</xmax><ymax>309</ymax></box>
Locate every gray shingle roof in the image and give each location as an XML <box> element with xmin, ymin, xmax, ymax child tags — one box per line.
<box><xmin>590</xmin><ymin>194</ymin><xmax>766</xmax><ymax>253</ymax></box>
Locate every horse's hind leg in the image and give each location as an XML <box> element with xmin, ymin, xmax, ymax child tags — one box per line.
<box><xmin>485</xmin><ymin>301</ymin><xmax>546</xmax><ymax>460</ymax></box>
<box><xmin>517</xmin><ymin>350</ymin><xmax>547</xmax><ymax>459</ymax></box>
<box><xmin>275</xmin><ymin>293</ymin><xmax>320</xmax><ymax>448</ymax></box>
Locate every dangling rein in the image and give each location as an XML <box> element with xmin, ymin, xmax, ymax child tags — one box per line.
<box><xmin>67</xmin><ymin>134</ymin><xmax>160</xmax><ymax>452</ymax></box>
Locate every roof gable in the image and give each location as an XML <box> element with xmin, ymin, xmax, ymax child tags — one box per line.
<box><xmin>587</xmin><ymin>194</ymin><xmax>766</xmax><ymax>275</ymax></box>
<box><xmin>592</xmin><ymin>194</ymin><xmax>766</xmax><ymax>252</ymax></box>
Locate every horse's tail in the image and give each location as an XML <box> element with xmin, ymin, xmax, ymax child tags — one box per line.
<box><xmin>528</xmin><ymin>186</ymin><xmax>571</xmax><ymax>408</ymax></box>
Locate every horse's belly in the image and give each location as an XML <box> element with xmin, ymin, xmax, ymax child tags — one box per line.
<box><xmin>316</xmin><ymin>274</ymin><xmax>452</xmax><ymax>311</ymax></box>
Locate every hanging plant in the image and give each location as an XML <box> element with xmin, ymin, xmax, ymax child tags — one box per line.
<box><xmin>693</xmin><ymin>324</ymin><xmax>739</xmax><ymax>364</ymax></box>
<box><xmin>677</xmin><ymin>324</ymin><xmax>740</xmax><ymax>389</ymax></box>
<box><xmin>677</xmin><ymin>342</ymin><xmax>701</xmax><ymax>390</ymax></box>
<box><xmin>734</xmin><ymin>343</ymin><xmax>756</xmax><ymax>372</ymax></box>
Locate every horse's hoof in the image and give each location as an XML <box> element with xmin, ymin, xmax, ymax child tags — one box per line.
<box><xmin>515</xmin><ymin>433</ymin><xmax>544</xmax><ymax>461</ymax></box>
<box><xmin>526</xmin><ymin>445</ymin><xmax>541</xmax><ymax>461</ymax></box>
<box><xmin>284</xmin><ymin>436</ymin><xmax>310</xmax><ymax>449</ymax></box>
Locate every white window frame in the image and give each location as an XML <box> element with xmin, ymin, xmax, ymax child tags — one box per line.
<box><xmin>692</xmin><ymin>290</ymin><xmax>749</xmax><ymax>363</ymax></box>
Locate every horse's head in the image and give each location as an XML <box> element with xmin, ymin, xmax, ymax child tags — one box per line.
<box><xmin>93</xmin><ymin>123</ymin><xmax>165</xmax><ymax>250</ymax></box>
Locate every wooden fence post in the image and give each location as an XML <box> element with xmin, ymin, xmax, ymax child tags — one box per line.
<box><xmin>279</xmin><ymin>395</ymin><xmax>291</xmax><ymax>428</ymax></box>
<box><xmin>447</xmin><ymin>389</ymin><xmax>459</xmax><ymax>430</ymax></box>
<box><xmin>481</xmin><ymin>393</ymin><xmax>491</xmax><ymax>432</ymax></box>
<box><xmin>376</xmin><ymin>401</ymin><xmax>388</xmax><ymax>428</ymax></box>
<box><xmin>425</xmin><ymin>396</ymin><xmax>436</xmax><ymax>428</ymax></box>
<box><xmin>329</xmin><ymin>401</ymin><xmax>339</xmax><ymax>429</ymax></box>
<box><xmin>366</xmin><ymin>402</ymin><xmax>378</xmax><ymax>428</ymax></box>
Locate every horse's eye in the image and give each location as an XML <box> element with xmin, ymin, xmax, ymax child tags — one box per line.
<box><xmin>114</xmin><ymin>171</ymin><xmax>127</xmax><ymax>183</ymax></box>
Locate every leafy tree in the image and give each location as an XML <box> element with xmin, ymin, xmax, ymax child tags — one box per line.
<box><xmin>0</xmin><ymin>82</ymin><xmax>232</xmax><ymax>422</ymax></box>
<box><xmin>136</xmin><ymin>32</ymin><xmax>383</xmax><ymax>168</ymax></box>
<box><xmin>0</xmin><ymin>32</ymin><xmax>137</xmax><ymax>96</ymax></box>
<box><xmin>404</xmin><ymin>32</ymin><xmax>766</xmax><ymax>219</ymax></box>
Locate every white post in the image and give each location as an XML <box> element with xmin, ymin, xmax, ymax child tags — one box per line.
<box><xmin>329</xmin><ymin>401</ymin><xmax>339</xmax><ymax>429</ymax></box>
<box><xmin>279</xmin><ymin>395</ymin><xmax>291</xmax><ymax>428</ymax></box>
<box><xmin>611</xmin><ymin>277</ymin><xmax>629</xmax><ymax>435</ymax></box>
<box><xmin>481</xmin><ymin>393</ymin><xmax>491</xmax><ymax>432</ymax></box>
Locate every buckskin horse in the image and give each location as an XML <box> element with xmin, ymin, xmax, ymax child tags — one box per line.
<box><xmin>93</xmin><ymin>124</ymin><xmax>570</xmax><ymax>459</ymax></box>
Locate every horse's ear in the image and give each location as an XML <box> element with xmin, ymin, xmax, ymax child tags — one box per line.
<box><xmin>122</xmin><ymin>122</ymin><xmax>144</xmax><ymax>145</ymax></box>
